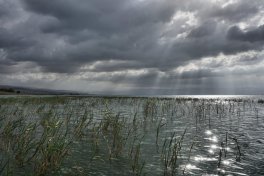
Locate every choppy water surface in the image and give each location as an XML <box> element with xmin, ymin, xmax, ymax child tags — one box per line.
<box><xmin>0</xmin><ymin>95</ymin><xmax>264</xmax><ymax>175</ymax></box>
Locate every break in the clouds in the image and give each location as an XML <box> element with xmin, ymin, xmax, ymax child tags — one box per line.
<box><xmin>1</xmin><ymin>0</ymin><xmax>264</xmax><ymax>94</ymax></box>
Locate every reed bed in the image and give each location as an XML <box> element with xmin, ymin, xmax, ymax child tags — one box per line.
<box><xmin>0</xmin><ymin>96</ymin><xmax>261</xmax><ymax>175</ymax></box>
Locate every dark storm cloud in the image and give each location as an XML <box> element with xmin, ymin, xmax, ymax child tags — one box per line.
<box><xmin>227</xmin><ymin>25</ymin><xmax>264</xmax><ymax>42</ymax></box>
<box><xmin>0</xmin><ymin>0</ymin><xmax>262</xmax><ymax>73</ymax></box>
<box><xmin>1</xmin><ymin>0</ymin><xmax>264</xmax><ymax>94</ymax></box>
<box><xmin>208</xmin><ymin>0</ymin><xmax>260</xmax><ymax>22</ymax></box>
<box><xmin>188</xmin><ymin>20</ymin><xmax>217</xmax><ymax>38</ymax></box>
<box><xmin>23</xmin><ymin>0</ymin><xmax>177</xmax><ymax>34</ymax></box>
<box><xmin>0</xmin><ymin>28</ymin><xmax>34</xmax><ymax>48</ymax></box>
<box><xmin>168</xmin><ymin>38</ymin><xmax>258</xmax><ymax>65</ymax></box>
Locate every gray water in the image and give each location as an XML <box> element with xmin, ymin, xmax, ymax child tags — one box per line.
<box><xmin>0</xmin><ymin>95</ymin><xmax>264</xmax><ymax>175</ymax></box>
<box><xmin>63</xmin><ymin>96</ymin><xmax>264</xmax><ymax>176</ymax></box>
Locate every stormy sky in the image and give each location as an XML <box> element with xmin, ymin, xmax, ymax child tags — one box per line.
<box><xmin>1</xmin><ymin>0</ymin><xmax>264</xmax><ymax>95</ymax></box>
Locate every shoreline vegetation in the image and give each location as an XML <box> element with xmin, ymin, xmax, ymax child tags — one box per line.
<box><xmin>0</xmin><ymin>88</ymin><xmax>20</xmax><ymax>95</ymax></box>
<box><xmin>0</xmin><ymin>95</ymin><xmax>263</xmax><ymax>175</ymax></box>
<box><xmin>0</xmin><ymin>86</ymin><xmax>80</xmax><ymax>96</ymax></box>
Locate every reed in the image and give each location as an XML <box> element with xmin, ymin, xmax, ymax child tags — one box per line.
<box><xmin>0</xmin><ymin>159</ymin><xmax>9</xmax><ymax>175</ymax></box>
<box><xmin>161</xmin><ymin>128</ymin><xmax>187</xmax><ymax>176</ymax></box>
<box><xmin>232</xmin><ymin>136</ymin><xmax>241</xmax><ymax>162</ymax></box>
<box><xmin>74</xmin><ymin>109</ymin><xmax>93</xmax><ymax>138</ymax></box>
<box><xmin>13</xmin><ymin>122</ymin><xmax>38</xmax><ymax>166</ymax></box>
<box><xmin>156</xmin><ymin>118</ymin><xmax>166</xmax><ymax>152</ymax></box>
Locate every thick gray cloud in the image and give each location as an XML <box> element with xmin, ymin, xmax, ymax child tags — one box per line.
<box><xmin>188</xmin><ymin>20</ymin><xmax>217</xmax><ymax>38</ymax></box>
<box><xmin>1</xmin><ymin>0</ymin><xmax>264</xmax><ymax>94</ymax></box>
<box><xmin>0</xmin><ymin>28</ymin><xmax>34</xmax><ymax>48</ymax></box>
<box><xmin>23</xmin><ymin>0</ymin><xmax>177</xmax><ymax>34</ymax></box>
<box><xmin>207</xmin><ymin>0</ymin><xmax>261</xmax><ymax>22</ymax></box>
<box><xmin>227</xmin><ymin>25</ymin><xmax>264</xmax><ymax>42</ymax></box>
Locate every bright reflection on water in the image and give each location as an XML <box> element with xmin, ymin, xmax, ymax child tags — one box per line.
<box><xmin>222</xmin><ymin>160</ymin><xmax>231</xmax><ymax>166</ymax></box>
<box><xmin>205</xmin><ymin>130</ymin><xmax>213</xmax><ymax>135</ymax></box>
<box><xmin>217</xmin><ymin>168</ymin><xmax>226</xmax><ymax>173</ymax></box>
<box><xmin>185</xmin><ymin>164</ymin><xmax>201</xmax><ymax>170</ymax></box>
<box><xmin>194</xmin><ymin>156</ymin><xmax>217</xmax><ymax>162</ymax></box>
<box><xmin>208</xmin><ymin>149</ymin><xmax>215</xmax><ymax>154</ymax></box>
<box><xmin>206</xmin><ymin>136</ymin><xmax>218</xmax><ymax>142</ymax></box>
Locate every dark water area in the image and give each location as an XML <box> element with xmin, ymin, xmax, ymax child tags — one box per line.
<box><xmin>0</xmin><ymin>95</ymin><xmax>263</xmax><ymax>175</ymax></box>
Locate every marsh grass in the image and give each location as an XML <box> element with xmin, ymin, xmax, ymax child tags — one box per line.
<box><xmin>156</xmin><ymin>118</ymin><xmax>166</xmax><ymax>152</ymax></box>
<box><xmin>0</xmin><ymin>96</ymin><xmax>258</xmax><ymax>175</ymax></box>
<box><xmin>182</xmin><ymin>136</ymin><xmax>196</xmax><ymax>175</ymax></box>
<box><xmin>231</xmin><ymin>136</ymin><xmax>242</xmax><ymax>162</ymax></box>
<box><xmin>101</xmin><ymin>111</ymin><xmax>128</xmax><ymax>159</ymax></box>
<box><xmin>161</xmin><ymin>128</ymin><xmax>187</xmax><ymax>176</ymax></box>
<box><xmin>74</xmin><ymin>110</ymin><xmax>93</xmax><ymax>138</ymax></box>
<box><xmin>13</xmin><ymin>122</ymin><xmax>38</xmax><ymax>166</ymax></box>
<box><xmin>131</xmin><ymin>142</ymin><xmax>145</xmax><ymax>176</ymax></box>
<box><xmin>0</xmin><ymin>159</ymin><xmax>9</xmax><ymax>175</ymax></box>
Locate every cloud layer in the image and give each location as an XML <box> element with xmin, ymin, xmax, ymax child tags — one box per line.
<box><xmin>0</xmin><ymin>0</ymin><xmax>264</xmax><ymax>94</ymax></box>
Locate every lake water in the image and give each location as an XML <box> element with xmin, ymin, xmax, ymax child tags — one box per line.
<box><xmin>0</xmin><ymin>95</ymin><xmax>263</xmax><ymax>175</ymax></box>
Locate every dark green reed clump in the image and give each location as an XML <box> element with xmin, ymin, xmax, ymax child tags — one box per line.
<box><xmin>161</xmin><ymin>129</ymin><xmax>187</xmax><ymax>176</ymax></box>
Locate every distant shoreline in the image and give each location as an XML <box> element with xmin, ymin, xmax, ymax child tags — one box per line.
<box><xmin>0</xmin><ymin>90</ymin><xmax>20</xmax><ymax>95</ymax></box>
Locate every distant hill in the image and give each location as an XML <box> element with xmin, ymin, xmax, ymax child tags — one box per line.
<box><xmin>0</xmin><ymin>85</ymin><xmax>84</xmax><ymax>95</ymax></box>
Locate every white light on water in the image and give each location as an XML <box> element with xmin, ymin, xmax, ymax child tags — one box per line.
<box><xmin>208</xmin><ymin>149</ymin><xmax>214</xmax><ymax>154</ymax></box>
<box><xmin>185</xmin><ymin>164</ymin><xmax>200</xmax><ymax>170</ymax></box>
<box><xmin>205</xmin><ymin>136</ymin><xmax>218</xmax><ymax>142</ymax></box>
<box><xmin>217</xmin><ymin>168</ymin><xmax>226</xmax><ymax>173</ymax></box>
<box><xmin>225</xmin><ymin>147</ymin><xmax>231</xmax><ymax>151</ymax></box>
<box><xmin>205</xmin><ymin>130</ymin><xmax>212</xmax><ymax>135</ymax></box>
<box><xmin>211</xmin><ymin>136</ymin><xmax>218</xmax><ymax>142</ymax></box>
<box><xmin>194</xmin><ymin>156</ymin><xmax>217</xmax><ymax>162</ymax></box>
<box><xmin>210</xmin><ymin>144</ymin><xmax>218</xmax><ymax>149</ymax></box>
<box><xmin>222</xmin><ymin>160</ymin><xmax>231</xmax><ymax>165</ymax></box>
